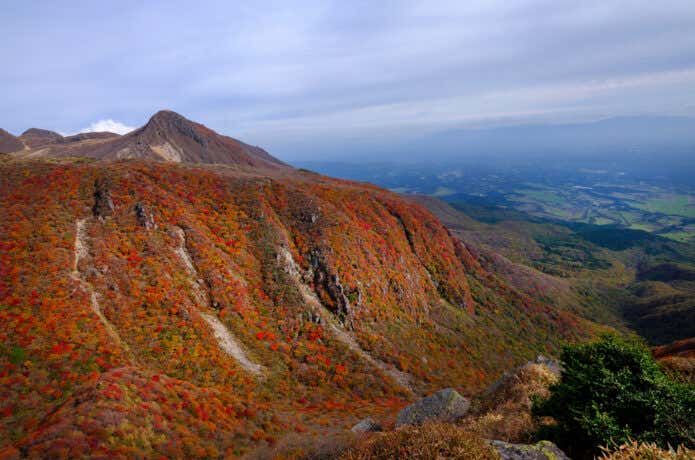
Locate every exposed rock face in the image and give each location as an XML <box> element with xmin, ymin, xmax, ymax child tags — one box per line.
<box><xmin>92</xmin><ymin>177</ymin><xmax>114</xmax><ymax>219</ymax></box>
<box><xmin>309</xmin><ymin>248</ymin><xmax>357</xmax><ymax>327</ymax></box>
<box><xmin>395</xmin><ymin>388</ymin><xmax>470</xmax><ymax>427</ymax></box>
<box><xmin>490</xmin><ymin>440</ymin><xmax>570</xmax><ymax>460</ymax></box>
<box><xmin>0</xmin><ymin>128</ymin><xmax>24</xmax><ymax>153</ymax></box>
<box><xmin>134</xmin><ymin>202</ymin><xmax>156</xmax><ymax>230</ymax></box>
<box><xmin>351</xmin><ymin>418</ymin><xmax>382</xmax><ymax>433</ymax></box>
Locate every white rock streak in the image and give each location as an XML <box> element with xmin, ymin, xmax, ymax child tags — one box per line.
<box><xmin>201</xmin><ymin>312</ymin><xmax>263</xmax><ymax>375</ymax></box>
<box><xmin>278</xmin><ymin>246</ymin><xmax>413</xmax><ymax>392</ymax></box>
<box><xmin>72</xmin><ymin>219</ymin><xmax>126</xmax><ymax>349</ymax></box>
<box><xmin>173</xmin><ymin>226</ymin><xmax>263</xmax><ymax>375</ymax></box>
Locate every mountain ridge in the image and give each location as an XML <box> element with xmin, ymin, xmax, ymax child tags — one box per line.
<box><xmin>0</xmin><ymin>112</ymin><xmax>606</xmax><ymax>458</ymax></box>
<box><xmin>5</xmin><ymin>110</ymin><xmax>288</xmax><ymax>170</ymax></box>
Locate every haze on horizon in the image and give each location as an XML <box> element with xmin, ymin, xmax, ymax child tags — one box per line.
<box><xmin>2</xmin><ymin>0</ymin><xmax>695</xmax><ymax>161</ymax></box>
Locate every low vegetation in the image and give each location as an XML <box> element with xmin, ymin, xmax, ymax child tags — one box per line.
<box><xmin>339</xmin><ymin>422</ymin><xmax>498</xmax><ymax>460</ymax></box>
<box><xmin>598</xmin><ymin>441</ymin><xmax>694</xmax><ymax>460</ymax></box>
<box><xmin>0</xmin><ymin>159</ymin><xmax>600</xmax><ymax>456</ymax></box>
<box><xmin>461</xmin><ymin>360</ymin><xmax>558</xmax><ymax>443</ymax></box>
<box><xmin>533</xmin><ymin>335</ymin><xmax>695</xmax><ymax>459</ymax></box>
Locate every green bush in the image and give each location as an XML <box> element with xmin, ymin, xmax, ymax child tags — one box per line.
<box><xmin>533</xmin><ymin>335</ymin><xmax>694</xmax><ymax>459</ymax></box>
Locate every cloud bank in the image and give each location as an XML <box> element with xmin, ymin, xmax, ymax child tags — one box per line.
<box><xmin>1</xmin><ymin>0</ymin><xmax>695</xmax><ymax>160</ymax></box>
<box><xmin>82</xmin><ymin>119</ymin><xmax>135</xmax><ymax>135</ymax></box>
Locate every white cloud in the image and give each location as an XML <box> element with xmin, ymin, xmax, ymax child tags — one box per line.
<box><xmin>82</xmin><ymin>119</ymin><xmax>135</xmax><ymax>135</ymax></box>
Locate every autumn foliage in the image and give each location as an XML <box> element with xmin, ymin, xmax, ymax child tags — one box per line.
<box><xmin>0</xmin><ymin>158</ymin><xmax>597</xmax><ymax>457</ymax></box>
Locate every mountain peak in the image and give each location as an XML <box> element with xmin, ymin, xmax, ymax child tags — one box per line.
<box><xmin>146</xmin><ymin>110</ymin><xmax>193</xmax><ymax>130</ymax></box>
<box><xmin>139</xmin><ymin>110</ymin><xmax>213</xmax><ymax>148</ymax></box>
<box><xmin>19</xmin><ymin>128</ymin><xmax>63</xmax><ymax>148</ymax></box>
<box><xmin>9</xmin><ymin>110</ymin><xmax>289</xmax><ymax>169</ymax></box>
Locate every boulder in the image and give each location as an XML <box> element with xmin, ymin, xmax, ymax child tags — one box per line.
<box><xmin>490</xmin><ymin>440</ymin><xmax>570</xmax><ymax>460</ymax></box>
<box><xmin>395</xmin><ymin>388</ymin><xmax>470</xmax><ymax>427</ymax></box>
<box><xmin>351</xmin><ymin>417</ymin><xmax>381</xmax><ymax>433</ymax></box>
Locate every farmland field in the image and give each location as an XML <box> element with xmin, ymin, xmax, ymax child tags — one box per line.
<box><xmin>299</xmin><ymin>159</ymin><xmax>695</xmax><ymax>243</ymax></box>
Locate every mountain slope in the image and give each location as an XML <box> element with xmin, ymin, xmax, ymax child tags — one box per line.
<box><xmin>0</xmin><ymin>128</ymin><xmax>23</xmax><ymax>154</ymax></box>
<box><xmin>19</xmin><ymin>128</ymin><xmax>63</xmax><ymax>149</ymax></box>
<box><xmin>0</xmin><ymin>115</ymin><xmax>605</xmax><ymax>458</ymax></box>
<box><xmin>8</xmin><ymin>111</ymin><xmax>287</xmax><ymax>169</ymax></box>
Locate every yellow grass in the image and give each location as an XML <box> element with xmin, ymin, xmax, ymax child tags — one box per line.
<box><xmin>599</xmin><ymin>441</ymin><xmax>694</xmax><ymax>460</ymax></box>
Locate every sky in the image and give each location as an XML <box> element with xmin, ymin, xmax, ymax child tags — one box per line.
<box><xmin>2</xmin><ymin>0</ymin><xmax>695</xmax><ymax>161</ymax></box>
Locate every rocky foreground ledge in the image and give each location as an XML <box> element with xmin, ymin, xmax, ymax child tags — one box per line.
<box><xmin>348</xmin><ymin>356</ymin><xmax>570</xmax><ymax>460</ymax></box>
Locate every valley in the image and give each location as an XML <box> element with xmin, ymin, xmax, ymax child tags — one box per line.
<box><xmin>301</xmin><ymin>160</ymin><xmax>695</xmax><ymax>346</ymax></box>
<box><xmin>300</xmin><ymin>161</ymin><xmax>695</xmax><ymax>243</ymax></box>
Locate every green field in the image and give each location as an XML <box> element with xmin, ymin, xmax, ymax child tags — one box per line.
<box><xmin>631</xmin><ymin>195</ymin><xmax>695</xmax><ymax>217</ymax></box>
<box><xmin>518</xmin><ymin>189</ymin><xmax>564</xmax><ymax>204</ymax></box>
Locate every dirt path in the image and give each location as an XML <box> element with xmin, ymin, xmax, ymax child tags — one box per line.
<box><xmin>173</xmin><ymin>226</ymin><xmax>264</xmax><ymax>375</ymax></box>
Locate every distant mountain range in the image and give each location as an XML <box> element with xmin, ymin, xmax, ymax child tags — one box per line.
<box><xmin>409</xmin><ymin>116</ymin><xmax>695</xmax><ymax>160</ymax></box>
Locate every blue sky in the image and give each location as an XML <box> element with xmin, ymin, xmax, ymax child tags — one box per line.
<box><xmin>2</xmin><ymin>0</ymin><xmax>695</xmax><ymax>160</ymax></box>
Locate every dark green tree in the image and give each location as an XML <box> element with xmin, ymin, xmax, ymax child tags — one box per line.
<box><xmin>533</xmin><ymin>335</ymin><xmax>694</xmax><ymax>459</ymax></box>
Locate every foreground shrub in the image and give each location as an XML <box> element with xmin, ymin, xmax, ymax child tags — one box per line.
<box><xmin>599</xmin><ymin>440</ymin><xmax>694</xmax><ymax>460</ymax></box>
<box><xmin>533</xmin><ymin>335</ymin><xmax>695</xmax><ymax>459</ymax></box>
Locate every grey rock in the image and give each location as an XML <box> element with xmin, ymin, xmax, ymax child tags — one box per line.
<box><xmin>92</xmin><ymin>177</ymin><xmax>114</xmax><ymax>219</ymax></box>
<box><xmin>490</xmin><ymin>440</ymin><xmax>570</xmax><ymax>460</ymax></box>
<box><xmin>395</xmin><ymin>388</ymin><xmax>470</xmax><ymax>427</ymax></box>
<box><xmin>351</xmin><ymin>418</ymin><xmax>381</xmax><ymax>433</ymax></box>
<box><xmin>134</xmin><ymin>202</ymin><xmax>157</xmax><ymax>230</ymax></box>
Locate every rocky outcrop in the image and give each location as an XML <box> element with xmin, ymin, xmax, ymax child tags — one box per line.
<box><xmin>308</xmin><ymin>248</ymin><xmax>358</xmax><ymax>327</ymax></box>
<box><xmin>277</xmin><ymin>245</ymin><xmax>414</xmax><ymax>392</ymax></box>
<box><xmin>93</xmin><ymin>177</ymin><xmax>114</xmax><ymax>219</ymax></box>
<box><xmin>134</xmin><ymin>202</ymin><xmax>156</xmax><ymax>230</ymax></box>
<box><xmin>351</xmin><ymin>418</ymin><xmax>382</xmax><ymax>433</ymax></box>
<box><xmin>395</xmin><ymin>388</ymin><xmax>470</xmax><ymax>427</ymax></box>
<box><xmin>490</xmin><ymin>440</ymin><xmax>570</xmax><ymax>460</ymax></box>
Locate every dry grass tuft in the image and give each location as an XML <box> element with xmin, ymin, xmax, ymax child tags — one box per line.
<box><xmin>245</xmin><ymin>431</ymin><xmax>359</xmax><ymax>460</ymax></box>
<box><xmin>658</xmin><ymin>356</ymin><xmax>695</xmax><ymax>384</ymax></box>
<box><xmin>598</xmin><ymin>441</ymin><xmax>694</xmax><ymax>459</ymax></box>
<box><xmin>339</xmin><ymin>421</ymin><xmax>498</xmax><ymax>460</ymax></box>
<box><xmin>253</xmin><ymin>422</ymin><xmax>498</xmax><ymax>459</ymax></box>
<box><xmin>460</xmin><ymin>362</ymin><xmax>558</xmax><ymax>442</ymax></box>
